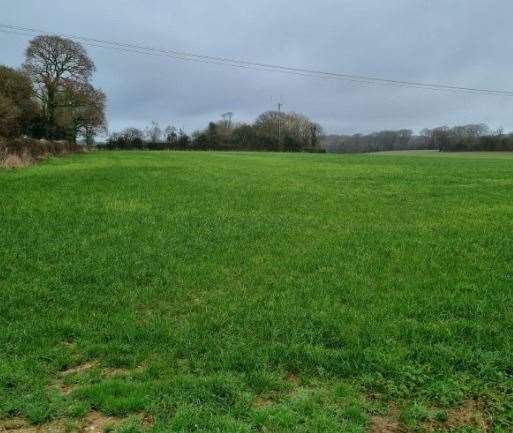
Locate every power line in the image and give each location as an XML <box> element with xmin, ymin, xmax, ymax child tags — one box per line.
<box><xmin>2</xmin><ymin>23</ymin><xmax>513</xmax><ymax>97</ymax></box>
<box><xmin>3</xmin><ymin>24</ymin><xmax>510</xmax><ymax>96</ymax></box>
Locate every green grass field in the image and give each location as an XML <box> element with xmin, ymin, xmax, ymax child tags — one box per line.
<box><xmin>1</xmin><ymin>151</ymin><xmax>513</xmax><ymax>433</ymax></box>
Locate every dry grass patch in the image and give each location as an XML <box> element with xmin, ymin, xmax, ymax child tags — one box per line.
<box><xmin>1</xmin><ymin>153</ymin><xmax>33</xmax><ymax>168</ymax></box>
<box><xmin>0</xmin><ymin>138</ymin><xmax>82</xmax><ymax>168</ymax></box>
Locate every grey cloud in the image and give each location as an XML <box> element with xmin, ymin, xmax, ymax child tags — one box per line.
<box><xmin>2</xmin><ymin>0</ymin><xmax>513</xmax><ymax>134</ymax></box>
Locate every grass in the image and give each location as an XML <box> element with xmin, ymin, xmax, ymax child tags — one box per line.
<box><xmin>1</xmin><ymin>150</ymin><xmax>513</xmax><ymax>432</ymax></box>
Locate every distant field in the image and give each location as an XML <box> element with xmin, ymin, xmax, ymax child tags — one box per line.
<box><xmin>1</xmin><ymin>151</ymin><xmax>513</xmax><ymax>432</ymax></box>
<box><xmin>373</xmin><ymin>149</ymin><xmax>513</xmax><ymax>158</ymax></box>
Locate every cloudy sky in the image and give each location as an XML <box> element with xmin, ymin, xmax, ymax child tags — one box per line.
<box><xmin>2</xmin><ymin>0</ymin><xmax>513</xmax><ymax>134</ymax></box>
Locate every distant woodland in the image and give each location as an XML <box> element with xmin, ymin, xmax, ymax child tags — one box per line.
<box><xmin>323</xmin><ymin>124</ymin><xmax>513</xmax><ymax>153</ymax></box>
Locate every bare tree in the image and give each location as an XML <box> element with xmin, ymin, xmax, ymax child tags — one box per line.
<box><xmin>56</xmin><ymin>81</ymin><xmax>106</xmax><ymax>144</ymax></box>
<box><xmin>221</xmin><ymin>112</ymin><xmax>234</xmax><ymax>129</ymax></box>
<box><xmin>255</xmin><ymin>111</ymin><xmax>285</xmax><ymax>141</ymax></box>
<box><xmin>23</xmin><ymin>35</ymin><xmax>95</xmax><ymax>139</ymax></box>
<box><xmin>255</xmin><ymin>111</ymin><xmax>322</xmax><ymax>150</ymax></box>
<box><xmin>145</xmin><ymin>121</ymin><xmax>162</xmax><ymax>143</ymax></box>
<box><xmin>165</xmin><ymin>125</ymin><xmax>178</xmax><ymax>143</ymax></box>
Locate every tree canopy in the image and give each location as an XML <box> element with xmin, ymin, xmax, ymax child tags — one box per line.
<box><xmin>0</xmin><ymin>66</ymin><xmax>38</xmax><ymax>138</ymax></box>
<box><xmin>20</xmin><ymin>35</ymin><xmax>106</xmax><ymax>143</ymax></box>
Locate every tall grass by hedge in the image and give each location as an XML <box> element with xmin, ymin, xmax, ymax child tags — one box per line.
<box><xmin>0</xmin><ymin>137</ymin><xmax>81</xmax><ymax>167</ymax></box>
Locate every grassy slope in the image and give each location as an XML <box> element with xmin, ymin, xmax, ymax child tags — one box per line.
<box><xmin>1</xmin><ymin>151</ymin><xmax>513</xmax><ymax>432</ymax></box>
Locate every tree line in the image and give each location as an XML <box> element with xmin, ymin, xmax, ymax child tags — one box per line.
<box><xmin>102</xmin><ymin>111</ymin><xmax>324</xmax><ymax>152</ymax></box>
<box><xmin>3</xmin><ymin>34</ymin><xmax>513</xmax><ymax>155</ymax></box>
<box><xmin>323</xmin><ymin>124</ymin><xmax>513</xmax><ymax>153</ymax></box>
<box><xmin>0</xmin><ymin>35</ymin><xmax>106</xmax><ymax>144</ymax></box>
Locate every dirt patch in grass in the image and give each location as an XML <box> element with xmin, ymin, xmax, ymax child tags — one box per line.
<box><xmin>254</xmin><ymin>394</ymin><xmax>276</xmax><ymax>409</ymax></box>
<box><xmin>0</xmin><ymin>418</ymin><xmax>30</xmax><ymax>432</ymax></box>
<box><xmin>101</xmin><ymin>366</ymin><xmax>131</xmax><ymax>378</ymax></box>
<box><xmin>369</xmin><ymin>404</ymin><xmax>404</xmax><ymax>433</ymax></box>
<box><xmin>285</xmin><ymin>372</ymin><xmax>302</xmax><ymax>397</ymax></box>
<box><xmin>57</xmin><ymin>359</ymin><xmax>146</xmax><ymax>381</ymax></box>
<box><xmin>253</xmin><ymin>372</ymin><xmax>302</xmax><ymax>409</ymax></box>
<box><xmin>50</xmin><ymin>361</ymin><xmax>98</xmax><ymax>395</ymax></box>
<box><xmin>285</xmin><ymin>372</ymin><xmax>300</xmax><ymax>386</ymax></box>
<box><xmin>370</xmin><ymin>415</ymin><xmax>405</xmax><ymax>433</ymax></box>
<box><xmin>38</xmin><ymin>361</ymin><xmax>153</xmax><ymax>431</ymax></box>
<box><xmin>369</xmin><ymin>399</ymin><xmax>489</xmax><ymax>433</ymax></box>
<box><xmin>61</xmin><ymin>361</ymin><xmax>97</xmax><ymax>376</ymax></box>
<box><xmin>420</xmin><ymin>399</ymin><xmax>489</xmax><ymax>433</ymax></box>
<box><xmin>444</xmin><ymin>399</ymin><xmax>489</xmax><ymax>432</ymax></box>
<box><xmin>141</xmin><ymin>414</ymin><xmax>154</xmax><ymax>428</ymax></box>
<box><xmin>0</xmin><ymin>412</ymin><xmax>120</xmax><ymax>433</ymax></box>
<box><xmin>80</xmin><ymin>411</ymin><xmax>121</xmax><ymax>433</ymax></box>
<box><xmin>102</xmin><ymin>363</ymin><xmax>146</xmax><ymax>378</ymax></box>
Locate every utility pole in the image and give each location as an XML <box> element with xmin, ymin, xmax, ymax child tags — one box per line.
<box><xmin>276</xmin><ymin>98</ymin><xmax>283</xmax><ymax>144</ymax></box>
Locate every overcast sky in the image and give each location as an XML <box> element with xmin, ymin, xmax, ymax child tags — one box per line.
<box><xmin>2</xmin><ymin>0</ymin><xmax>513</xmax><ymax>135</ymax></box>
